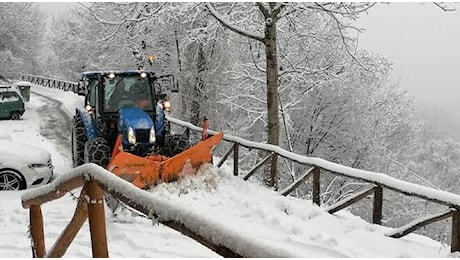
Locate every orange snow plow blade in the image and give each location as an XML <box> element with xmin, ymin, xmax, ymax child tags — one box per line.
<box><xmin>107</xmin><ymin>132</ymin><xmax>223</xmax><ymax>189</ymax></box>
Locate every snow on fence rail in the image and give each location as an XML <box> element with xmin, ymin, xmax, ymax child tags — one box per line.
<box><xmin>21</xmin><ymin>74</ymin><xmax>460</xmax><ymax>253</ymax></box>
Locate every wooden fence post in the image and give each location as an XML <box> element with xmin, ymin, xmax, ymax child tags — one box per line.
<box><xmin>233</xmin><ymin>143</ymin><xmax>239</xmax><ymax>176</ymax></box>
<box><xmin>373</xmin><ymin>186</ymin><xmax>383</xmax><ymax>225</ymax></box>
<box><xmin>86</xmin><ymin>180</ymin><xmax>108</xmax><ymax>258</ymax></box>
<box><xmin>30</xmin><ymin>205</ymin><xmax>46</xmax><ymax>258</ymax></box>
<box><xmin>270</xmin><ymin>154</ymin><xmax>278</xmax><ymax>188</ymax></box>
<box><xmin>47</xmin><ymin>188</ymin><xmax>89</xmax><ymax>258</ymax></box>
<box><xmin>452</xmin><ymin>209</ymin><xmax>460</xmax><ymax>252</ymax></box>
<box><xmin>312</xmin><ymin>167</ymin><xmax>320</xmax><ymax>206</ymax></box>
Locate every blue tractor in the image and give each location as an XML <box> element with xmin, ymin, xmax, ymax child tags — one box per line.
<box><xmin>71</xmin><ymin>70</ymin><xmax>223</xmax><ymax>189</ymax></box>
<box><xmin>72</xmin><ymin>70</ymin><xmax>184</xmax><ymax>171</ymax></box>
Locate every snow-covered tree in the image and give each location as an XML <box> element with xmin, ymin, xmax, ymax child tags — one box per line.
<box><xmin>0</xmin><ymin>3</ymin><xmax>46</xmax><ymax>78</ymax></box>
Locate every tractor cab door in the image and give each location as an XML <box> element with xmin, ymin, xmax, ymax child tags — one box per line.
<box><xmin>84</xmin><ymin>79</ymin><xmax>99</xmax><ymax>117</ymax></box>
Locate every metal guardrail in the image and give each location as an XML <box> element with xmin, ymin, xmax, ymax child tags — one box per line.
<box><xmin>21</xmin><ymin>74</ymin><xmax>84</xmax><ymax>94</ymax></box>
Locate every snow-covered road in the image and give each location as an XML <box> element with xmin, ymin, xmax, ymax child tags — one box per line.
<box><xmin>0</xmin><ymin>85</ymin><xmax>457</xmax><ymax>257</ymax></box>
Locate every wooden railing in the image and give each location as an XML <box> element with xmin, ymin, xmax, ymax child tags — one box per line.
<box><xmin>167</xmin><ymin>116</ymin><xmax>460</xmax><ymax>252</ymax></box>
<box><xmin>21</xmin><ymin>164</ymin><xmax>242</xmax><ymax>258</ymax></box>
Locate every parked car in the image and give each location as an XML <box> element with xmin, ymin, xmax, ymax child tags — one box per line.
<box><xmin>0</xmin><ymin>84</ymin><xmax>25</xmax><ymax>120</ymax></box>
<box><xmin>0</xmin><ymin>140</ymin><xmax>54</xmax><ymax>190</ymax></box>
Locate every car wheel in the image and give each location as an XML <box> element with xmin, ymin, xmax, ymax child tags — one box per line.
<box><xmin>10</xmin><ymin>111</ymin><xmax>20</xmax><ymax>120</ymax></box>
<box><xmin>0</xmin><ymin>169</ymin><xmax>25</xmax><ymax>190</ymax></box>
<box><xmin>84</xmin><ymin>137</ymin><xmax>109</xmax><ymax>167</ymax></box>
<box><xmin>72</xmin><ymin>114</ymin><xmax>87</xmax><ymax>167</ymax></box>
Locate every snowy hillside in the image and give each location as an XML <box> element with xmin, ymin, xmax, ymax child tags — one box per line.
<box><xmin>0</xmin><ymin>85</ymin><xmax>457</xmax><ymax>257</ymax></box>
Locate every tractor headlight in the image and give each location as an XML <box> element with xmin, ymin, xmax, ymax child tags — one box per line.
<box><xmin>128</xmin><ymin>127</ymin><xmax>136</xmax><ymax>144</ymax></box>
<box><xmin>150</xmin><ymin>127</ymin><xmax>156</xmax><ymax>143</ymax></box>
<box><xmin>162</xmin><ymin>98</ymin><xmax>171</xmax><ymax>112</ymax></box>
<box><xmin>85</xmin><ymin>104</ymin><xmax>93</xmax><ymax>114</ymax></box>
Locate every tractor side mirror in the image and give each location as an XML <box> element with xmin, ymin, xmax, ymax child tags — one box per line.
<box><xmin>171</xmin><ymin>80</ymin><xmax>179</xmax><ymax>93</ymax></box>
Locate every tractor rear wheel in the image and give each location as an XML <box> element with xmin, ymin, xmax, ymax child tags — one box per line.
<box><xmin>84</xmin><ymin>137</ymin><xmax>110</xmax><ymax>167</ymax></box>
<box><xmin>71</xmin><ymin>114</ymin><xmax>87</xmax><ymax>167</ymax></box>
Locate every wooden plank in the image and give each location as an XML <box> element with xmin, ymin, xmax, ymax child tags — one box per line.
<box><xmin>326</xmin><ymin>186</ymin><xmax>377</xmax><ymax>214</ymax></box>
<box><xmin>86</xmin><ymin>180</ymin><xmax>108</xmax><ymax>258</ymax></box>
<box><xmin>233</xmin><ymin>143</ymin><xmax>239</xmax><ymax>176</ymax></box>
<box><xmin>269</xmin><ymin>154</ymin><xmax>278</xmax><ymax>187</ymax></box>
<box><xmin>22</xmin><ymin>176</ymin><xmax>85</xmax><ymax>208</ymax></box>
<box><xmin>47</xmin><ymin>187</ymin><xmax>89</xmax><ymax>258</ymax></box>
<box><xmin>30</xmin><ymin>205</ymin><xmax>46</xmax><ymax>258</ymax></box>
<box><xmin>312</xmin><ymin>167</ymin><xmax>320</xmax><ymax>206</ymax></box>
<box><xmin>452</xmin><ymin>208</ymin><xmax>460</xmax><ymax>252</ymax></box>
<box><xmin>373</xmin><ymin>186</ymin><xmax>383</xmax><ymax>225</ymax></box>
<box><xmin>386</xmin><ymin>208</ymin><xmax>455</xmax><ymax>239</ymax></box>
<box><xmin>279</xmin><ymin>167</ymin><xmax>315</xmax><ymax>196</ymax></box>
<box><xmin>217</xmin><ymin>144</ymin><xmax>235</xmax><ymax>168</ymax></box>
<box><xmin>243</xmin><ymin>154</ymin><xmax>272</xmax><ymax>181</ymax></box>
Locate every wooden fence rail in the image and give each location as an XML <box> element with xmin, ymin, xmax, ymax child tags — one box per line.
<box><xmin>22</xmin><ymin>75</ymin><xmax>460</xmax><ymax>253</ymax></box>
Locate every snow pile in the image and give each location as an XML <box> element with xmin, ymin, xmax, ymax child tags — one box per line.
<box><xmin>144</xmin><ymin>164</ymin><xmax>454</xmax><ymax>257</ymax></box>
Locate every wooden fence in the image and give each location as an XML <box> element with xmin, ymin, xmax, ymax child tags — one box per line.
<box><xmin>167</xmin><ymin>116</ymin><xmax>460</xmax><ymax>252</ymax></box>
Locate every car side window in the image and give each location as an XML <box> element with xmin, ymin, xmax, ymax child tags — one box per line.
<box><xmin>1</xmin><ymin>92</ymin><xmax>19</xmax><ymax>102</ymax></box>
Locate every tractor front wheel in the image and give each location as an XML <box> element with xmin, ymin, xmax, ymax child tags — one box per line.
<box><xmin>84</xmin><ymin>137</ymin><xmax>110</xmax><ymax>167</ymax></box>
<box><xmin>71</xmin><ymin>114</ymin><xmax>87</xmax><ymax>167</ymax></box>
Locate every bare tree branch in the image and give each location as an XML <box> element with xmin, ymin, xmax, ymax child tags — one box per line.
<box><xmin>205</xmin><ymin>2</ymin><xmax>265</xmax><ymax>42</ymax></box>
<box><xmin>433</xmin><ymin>2</ymin><xmax>456</xmax><ymax>11</ymax></box>
<box><xmin>256</xmin><ymin>2</ymin><xmax>270</xmax><ymax>19</ymax></box>
<box><xmin>313</xmin><ymin>3</ymin><xmax>369</xmax><ymax>72</ymax></box>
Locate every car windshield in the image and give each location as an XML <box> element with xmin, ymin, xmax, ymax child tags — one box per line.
<box><xmin>103</xmin><ymin>75</ymin><xmax>154</xmax><ymax>112</ymax></box>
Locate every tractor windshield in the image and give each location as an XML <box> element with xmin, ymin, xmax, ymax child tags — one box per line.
<box><xmin>103</xmin><ymin>75</ymin><xmax>154</xmax><ymax>113</ymax></box>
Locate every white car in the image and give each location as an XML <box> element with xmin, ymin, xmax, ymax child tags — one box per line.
<box><xmin>0</xmin><ymin>140</ymin><xmax>54</xmax><ymax>190</ymax></box>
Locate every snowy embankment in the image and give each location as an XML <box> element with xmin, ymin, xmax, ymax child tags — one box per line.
<box><xmin>1</xmin><ymin>84</ymin><xmax>457</xmax><ymax>257</ymax></box>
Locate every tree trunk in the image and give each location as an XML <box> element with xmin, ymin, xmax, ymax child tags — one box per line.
<box><xmin>191</xmin><ymin>44</ymin><xmax>206</xmax><ymax>126</ymax></box>
<box><xmin>264</xmin><ymin>4</ymin><xmax>279</xmax><ymax>188</ymax></box>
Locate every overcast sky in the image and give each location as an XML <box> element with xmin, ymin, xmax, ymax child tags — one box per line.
<box><xmin>355</xmin><ymin>2</ymin><xmax>460</xmax><ymax>127</ymax></box>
